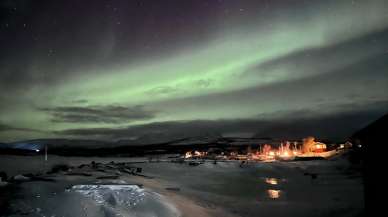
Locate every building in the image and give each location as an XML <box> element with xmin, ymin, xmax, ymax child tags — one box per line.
<box><xmin>302</xmin><ymin>137</ymin><xmax>327</xmax><ymax>153</ymax></box>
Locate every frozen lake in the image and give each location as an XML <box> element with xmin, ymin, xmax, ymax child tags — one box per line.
<box><xmin>0</xmin><ymin>155</ymin><xmax>364</xmax><ymax>217</ymax></box>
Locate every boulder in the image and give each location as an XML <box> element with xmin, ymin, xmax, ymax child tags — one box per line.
<box><xmin>48</xmin><ymin>164</ymin><xmax>72</xmax><ymax>174</ymax></box>
<box><xmin>0</xmin><ymin>180</ymin><xmax>8</xmax><ymax>187</ymax></box>
<box><xmin>0</xmin><ymin>171</ymin><xmax>7</xmax><ymax>181</ymax></box>
<box><xmin>12</xmin><ymin>174</ymin><xmax>30</xmax><ymax>181</ymax></box>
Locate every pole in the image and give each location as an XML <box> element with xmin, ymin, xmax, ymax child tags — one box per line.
<box><xmin>45</xmin><ymin>144</ymin><xmax>48</xmax><ymax>161</ymax></box>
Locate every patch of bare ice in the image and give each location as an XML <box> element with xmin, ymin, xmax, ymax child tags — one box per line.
<box><xmin>69</xmin><ymin>184</ymin><xmax>181</xmax><ymax>217</ymax></box>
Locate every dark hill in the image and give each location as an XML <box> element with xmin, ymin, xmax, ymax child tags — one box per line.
<box><xmin>351</xmin><ymin>112</ymin><xmax>388</xmax><ymax>145</ymax></box>
<box><xmin>350</xmin><ymin>112</ymin><xmax>388</xmax><ymax>213</ymax></box>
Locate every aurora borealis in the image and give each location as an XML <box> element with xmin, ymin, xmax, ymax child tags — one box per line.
<box><xmin>1</xmin><ymin>0</ymin><xmax>388</xmax><ymax>142</ymax></box>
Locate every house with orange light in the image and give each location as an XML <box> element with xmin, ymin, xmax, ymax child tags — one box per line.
<box><xmin>302</xmin><ymin>137</ymin><xmax>327</xmax><ymax>153</ymax></box>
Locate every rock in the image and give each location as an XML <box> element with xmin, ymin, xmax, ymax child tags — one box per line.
<box><xmin>96</xmin><ymin>175</ymin><xmax>120</xmax><ymax>179</ymax></box>
<box><xmin>120</xmin><ymin>168</ymin><xmax>135</xmax><ymax>175</ymax></box>
<box><xmin>136</xmin><ymin>167</ymin><xmax>142</xmax><ymax>173</ymax></box>
<box><xmin>78</xmin><ymin>164</ymin><xmax>89</xmax><ymax>169</ymax></box>
<box><xmin>133</xmin><ymin>173</ymin><xmax>154</xmax><ymax>179</ymax></box>
<box><xmin>48</xmin><ymin>164</ymin><xmax>71</xmax><ymax>174</ymax></box>
<box><xmin>124</xmin><ymin>165</ymin><xmax>135</xmax><ymax>170</ymax></box>
<box><xmin>165</xmin><ymin>187</ymin><xmax>180</xmax><ymax>191</ymax></box>
<box><xmin>188</xmin><ymin>161</ymin><xmax>200</xmax><ymax>166</ymax></box>
<box><xmin>12</xmin><ymin>174</ymin><xmax>30</xmax><ymax>181</ymax></box>
<box><xmin>304</xmin><ymin>172</ymin><xmax>318</xmax><ymax>179</ymax></box>
<box><xmin>0</xmin><ymin>171</ymin><xmax>7</xmax><ymax>181</ymax></box>
<box><xmin>22</xmin><ymin>173</ymin><xmax>35</xmax><ymax>178</ymax></box>
<box><xmin>65</xmin><ymin>172</ymin><xmax>93</xmax><ymax>177</ymax></box>
<box><xmin>109</xmin><ymin>180</ymin><xmax>127</xmax><ymax>184</ymax></box>
<box><xmin>106</xmin><ymin>165</ymin><xmax>117</xmax><ymax>169</ymax></box>
<box><xmin>0</xmin><ymin>176</ymin><xmax>8</xmax><ymax>186</ymax></box>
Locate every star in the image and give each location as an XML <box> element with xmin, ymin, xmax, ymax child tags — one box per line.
<box><xmin>0</xmin><ymin>0</ymin><xmax>386</xmax><ymax>144</ymax></box>
<box><xmin>47</xmin><ymin>49</ymin><xmax>54</xmax><ymax>57</ymax></box>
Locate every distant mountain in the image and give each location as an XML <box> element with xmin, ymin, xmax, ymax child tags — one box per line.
<box><xmin>350</xmin><ymin>113</ymin><xmax>386</xmax><ymax>212</ymax></box>
<box><xmin>351</xmin><ymin>112</ymin><xmax>387</xmax><ymax>146</ymax></box>
<box><xmin>0</xmin><ymin>135</ymin><xmax>280</xmax><ymax>156</ymax></box>
<box><xmin>26</xmin><ymin>139</ymin><xmax>111</xmax><ymax>148</ymax></box>
<box><xmin>0</xmin><ymin>139</ymin><xmax>111</xmax><ymax>151</ymax></box>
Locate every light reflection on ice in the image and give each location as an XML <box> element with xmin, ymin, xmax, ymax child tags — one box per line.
<box><xmin>71</xmin><ymin>185</ymin><xmax>146</xmax><ymax>207</ymax></box>
<box><xmin>267</xmin><ymin>189</ymin><xmax>281</xmax><ymax>199</ymax></box>
<box><xmin>69</xmin><ymin>184</ymin><xmax>181</xmax><ymax>217</ymax></box>
<box><xmin>265</xmin><ymin>178</ymin><xmax>278</xmax><ymax>185</ymax></box>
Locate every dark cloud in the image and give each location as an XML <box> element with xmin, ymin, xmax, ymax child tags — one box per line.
<box><xmin>53</xmin><ymin>33</ymin><xmax>388</xmax><ymax>141</ymax></box>
<box><xmin>57</xmin><ymin>101</ymin><xmax>388</xmax><ymax>142</ymax></box>
<box><xmin>0</xmin><ymin>123</ymin><xmax>13</xmax><ymax>132</ymax></box>
<box><xmin>0</xmin><ymin>122</ymin><xmax>42</xmax><ymax>133</ymax></box>
<box><xmin>41</xmin><ymin>105</ymin><xmax>157</xmax><ymax>124</ymax></box>
<box><xmin>71</xmin><ymin>99</ymin><xmax>88</xmax><ymax>104</ymax></box>
<box><xmin>146</xmin><ymin>86</ymin><xmax>179</xmax><ymax>96</ymax></box>
<box><xmin>56</xmin><ymin>119</ymin><xmax>263</xmax><ymax>144</ymax></box>
<box><xmin>254</xmin><ymin>101</ymin><xmax>388</xmax><ymax>141</ymax></box>
<box><xmin>1</xmin><ymin>1</ymin><xmax>387</xmax><ymax>142</ymax></box>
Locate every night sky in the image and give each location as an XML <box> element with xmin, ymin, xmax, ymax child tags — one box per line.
<box><xmin>1</xmin><ymin>0</ymin><xmax>387</xmax><ymax>142</ymax></box>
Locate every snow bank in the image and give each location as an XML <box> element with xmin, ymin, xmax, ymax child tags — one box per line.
<box><xmin>69</xmin><ymin>184</ymin><xmax>181</xmax><ymax>217</ymax></box>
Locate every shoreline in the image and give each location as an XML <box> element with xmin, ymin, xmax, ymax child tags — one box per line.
<box><xmin>0</xmin><ymin>155</ymin><xmax>364</xmax><ymax>217</ymax></box>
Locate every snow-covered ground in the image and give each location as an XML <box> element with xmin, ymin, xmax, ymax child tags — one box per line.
<box><xmin>131</xmin><ymin>159</ymin><xmax>364</xmax><ymax>217</ymax></box>
<box><xmin>0</xmin><ymin>155</ymin><xmax>364</xmax><ymax>217</ymax></box>
<box><xmin>0</xmin><ymin>155</ymin><xmax>148</xmax><ymax>177</ymax></box>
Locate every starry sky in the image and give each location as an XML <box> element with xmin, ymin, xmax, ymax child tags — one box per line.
<box><xmin>0</xmin><ymin>0</ymin><xmax>387</xmax><ymax>142</ymax></box>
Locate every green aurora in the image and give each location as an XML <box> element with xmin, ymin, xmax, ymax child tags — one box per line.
<box><xmin>1</xmin><ymin>0</ymin><xmax>388</xmax><ymax>142</ymax></box>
